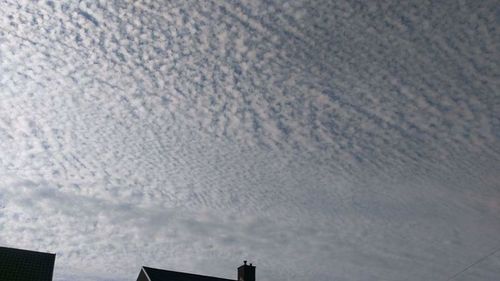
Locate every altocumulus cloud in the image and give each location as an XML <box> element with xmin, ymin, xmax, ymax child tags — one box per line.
<box><xmin>0</xmin><ymin>0</ymin><xmax>499</xmax><ymax>281</ymax></box>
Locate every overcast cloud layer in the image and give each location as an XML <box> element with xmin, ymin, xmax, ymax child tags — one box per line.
<box><xmin>0</xmin><ymin>1</ymin><xmax>499</xmax><ymax>280</ymax></box>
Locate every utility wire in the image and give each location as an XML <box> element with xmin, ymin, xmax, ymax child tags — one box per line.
<box><xmin>445</xmin><ymin>245</ymin><xmax>500</xmax><ymax>281</ymax></box>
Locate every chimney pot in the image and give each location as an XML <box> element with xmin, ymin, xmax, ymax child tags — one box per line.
<box><xmin>238</xmin><ymin>261</ymin><xmax>255</xmax><ymax>281</ymax></box>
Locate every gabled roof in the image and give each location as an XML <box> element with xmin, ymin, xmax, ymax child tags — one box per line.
<box><xmin>0</xmin><ymin>246</ymin><xmax>56</xmax><ymax>281</ymax></box>
<box><xmin>139</xmin><ymin>266</ymin><xmax>235</xmax><ymax>281</ymax></box>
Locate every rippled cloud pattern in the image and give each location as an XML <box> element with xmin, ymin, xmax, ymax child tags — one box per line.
<box><xmin>0</xmin><ymin>1</ymin><xmax>499</xmax><ymax>281</ymax></box>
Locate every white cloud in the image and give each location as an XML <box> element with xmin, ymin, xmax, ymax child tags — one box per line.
<box><xmin>0</xmin><ymin>0</ymin><xmax>499</xmax><ymax>281</ymax></box>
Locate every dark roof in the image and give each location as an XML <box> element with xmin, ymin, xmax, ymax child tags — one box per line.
<box><xmin>140</xmin><ymin>266</ymin><xmax>235</xmax><ymax>281</ymax></box>
<box><xmin>0</xmin><ymin>246</ymin><xmax>56</xmax><ymax>281</ymax></box>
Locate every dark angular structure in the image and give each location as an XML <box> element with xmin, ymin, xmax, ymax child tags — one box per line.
<box><xmin>137</xmin><ymin>261</ymin><xmax>256</xmax><ymax>281</ymax></box>
<box><xmin>0</xmin><ymin>246</ymin><xmax>56</xmax><ymax>281</ymax></box>
<box><xmin>238</xmin><ymin>261</ymin><xmax>255</xmax><ymax>281</ymax></box>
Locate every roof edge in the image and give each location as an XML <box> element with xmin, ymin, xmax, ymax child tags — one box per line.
<box><xmin>0</xmin><ymin>246</ymin><xmax>56</xmax><ymax>256</ymax></box>
<box><xmin>141</xmin><ymin>266</ymin><xmax>152</xmax><ymax>281</ymax></box>
<box><xmin>142</xmin><ymin>266</ymin><xmax>236</xmax><ymax>281</ymax></box>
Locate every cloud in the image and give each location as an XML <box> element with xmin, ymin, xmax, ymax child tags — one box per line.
<box><xmin>0</xmin><ymin>0</ymin><xmax>499</xmax><ymax>281</ymax></box>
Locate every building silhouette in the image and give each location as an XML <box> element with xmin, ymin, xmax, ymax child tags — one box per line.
<box><xmin>0</xmin><ymin>246</ymin><xmax>56</xmax><ymax>281</ymax></box>
<box><xmin>0</xmin><ymin>245</ymin><xmax>255</xmax><ymax>281</ymax></box>
<box><xmin>137</xmin><ymin>261</ymin><xmax>256</xmax><ymax>281</ymax></box>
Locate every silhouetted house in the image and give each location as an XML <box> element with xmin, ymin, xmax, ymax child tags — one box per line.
<box><xmin>137</xmin><ymin>261</ymin><xmax>256</xmax><ymax>281</ymax></box>
<box><xmin>0</xmin><ymin>246</ymin><xmax>56</xmax><ymax>281</ymax></box>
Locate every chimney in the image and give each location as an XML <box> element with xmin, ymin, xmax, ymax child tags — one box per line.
<box><xmin>238</xmin><ymin>261</ymin><xmax>255</xmax><ymax>281</ymax></box>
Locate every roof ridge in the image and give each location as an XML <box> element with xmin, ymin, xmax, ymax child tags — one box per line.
<box><xmin>0</xmin><ymin>246</ymin><xmax>56</xmax><ymax>256</ymax></box>
<box><xmin>142</xmin><ymin>266</ymin><xmax>236</xmax><ymax>281</ymax></box>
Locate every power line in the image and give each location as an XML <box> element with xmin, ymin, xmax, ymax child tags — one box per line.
<box><xmin>445</xmin><ymin>245</ymin><xmax>500</xmax><ymax>281</ymax></box>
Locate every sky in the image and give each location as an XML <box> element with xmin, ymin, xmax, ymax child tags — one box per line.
<box><xmin>0</xmin><ymin>0</ymin><xmax>499</xmax><ymax>280</ymax></box>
